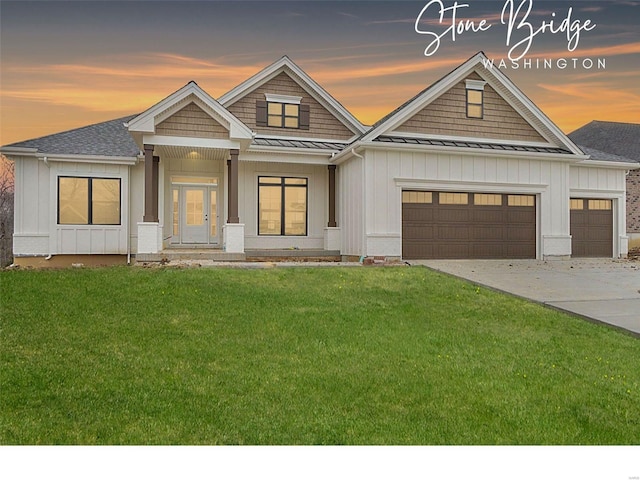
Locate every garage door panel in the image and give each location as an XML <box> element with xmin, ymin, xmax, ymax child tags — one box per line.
<box><xmin>570</xmin><ymin>198</ymin><xmax>613</xmax><ymax>257</ymax></box>
<box><xmin>402</xmin><ymin>191</ymin><xmax>536</xmax><ymax>259</ymax></box>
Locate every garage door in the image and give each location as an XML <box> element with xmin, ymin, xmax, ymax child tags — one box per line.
<box><xmin>402</xmin><ymin>191</ymin><xmax>536</xmax><ymax>259</ymax></box>
<box><xmin>570</xmin><ymin>198</ymin><xmax>613</xmax><ymax>257</ymax></box>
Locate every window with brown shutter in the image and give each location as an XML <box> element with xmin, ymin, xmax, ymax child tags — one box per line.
<box><xmin>256</xmin><ymin>100</ymin><xmax>268</xmax><ymax>126</ymax></box>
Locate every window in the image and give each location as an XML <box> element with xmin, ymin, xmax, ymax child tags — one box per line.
<box><xmin>402</xmin><ymin>191</ymin><xmax>433</xmax><ymax>204</ymax></box>
<box><xmin>588</xmin><ymin>199</ymin><xmax>612</xmax><ymax>210</ymax></box>
<box><xmin>267</xmin><ymin>102</ymin><xmax>300</xmax><ymax>128</ymax></box>
<box><xmin>466</xmin><ymin>89</ymin><xmax>483</xmax><ymax>118</ymax></box>
<box><xmin>58</xmin><ymin>177</ymin><xmax>120</xmax><ymax>225</ymax></box>
<box><xmin>465</xmin><ymin>79</ymin><xmax>486</xmax><ymax>119</ymax></box>
<box><xmin>439</xmin><ymin>192</ymin><xmax>468</xmax><ymax>205</ymax></box>
<box><xmin>570</xmin><ymin>199</ymin><xmax>584</xmax><ymax>210</ymax></box>
<box><xmin>474</xmin><ymin>193</ymin><xmax>502</xmax><ymax>206</ymax></box>
<box><xmin>508</xmin><ymin>195</ymin><xmax>535</xmax><ymax>207</ymax></box>
<box><xmin>258</xmin><ymin>177</ymin><xmax>307</xmax><ymax>236</ymax></box>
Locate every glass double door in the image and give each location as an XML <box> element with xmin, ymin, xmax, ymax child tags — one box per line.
<box><xmin>172</xmin><ymin>181</ymin><xmax>218</xmax><ymax>245</ymax></box>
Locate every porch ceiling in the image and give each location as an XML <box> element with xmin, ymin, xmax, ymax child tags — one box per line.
<box><xmin>155</xmin><ymin>144</ymin><xmax>229</xmax><ymax>161</ymax></box>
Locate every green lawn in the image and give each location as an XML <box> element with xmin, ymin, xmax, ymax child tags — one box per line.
<box><xmin>1</xmin><ymin>265</ymin><xmax>638</xmax><ymax>445</ymax></box>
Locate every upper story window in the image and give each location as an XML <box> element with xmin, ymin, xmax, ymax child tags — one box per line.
<box><xmin>465</xmin><ymin>79</ymin><xmax>487</xmax><ymax>119</ymax></box>
<box><xmin>268</xmin><ymin>102</ymin><xmax>299</xmax><ymax>128</ymax></box>
<box><xmin>256</xmin><ymin>93</ymin><xmax>310</xmax><ymax>130</ymax></box>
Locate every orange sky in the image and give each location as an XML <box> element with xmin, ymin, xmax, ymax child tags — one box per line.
<box><xmin>1</xmin><ymin>1</ymin><xmax>639</xmax><ymax>145</ymax></box>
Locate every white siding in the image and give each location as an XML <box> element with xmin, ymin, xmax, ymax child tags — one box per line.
<box><xmin>338</xmin><ymin>155</ymin><xmax>364</xmax><ymax>256</ymax></box>
<box><xmin>358</xmin><ymin>148</ymin><xmax>575</xmax><ymax>258</ymax></box>
<box><xmin>13</xmin><ymin>156</ymin><xmax>51</xmax><ymax>255</ymax></box>
<box><xmin>52</xmin><ymin>162</ymin><xmax>129</xmax><ymax>255</ymax></box>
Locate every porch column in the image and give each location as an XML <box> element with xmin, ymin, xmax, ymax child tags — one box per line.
<box><xmin>143</xmin><ymin>144</ymin><xmax>158</xmax><ymax>222</ymax></box>
<box><xmin>223</xmin><ymin>148</ymin><xmax>244</xmax><ymax>253</ymax></box>
<box><xmin>227</xmin><ymin>149</ymin><xmax>240</xmax><ymax>223</ymax></box>
<box><xmin>328</xmin><ymin>164</ymin><xmax>337</xmax><ymax>227</ymax></box>
<box><xmin>324</xmin><ymin>164</ymin><xmax>341</xmax><ymax>251</ymax></box>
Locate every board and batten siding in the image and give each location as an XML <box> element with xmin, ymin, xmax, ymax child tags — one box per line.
<box><xmin>396</xmin><ymin>73</ymin><xmax>546</xmax><ymax>143</ymax></box>
<box><xmin>337</xmin><ymin>155</ymin><xmax>364</xmax><ymax>256</ymax></box>
<box><xmin>226</xmin><ymin>72</ymin><xmax>355</xmax><ymax>141</ymax></box>
<box><xmin>360</xmin><ymin>148</ymin><xmax>574</xmax><ymax>258</ymax></box>
<box><xmin>13</xmin><ymin>158</ymin><xmax>130</xmax><ymax>256</ymax></box>
<box><xmin>12</xmin><ymin>156</ymin><xmax>51</xmax><ymax>255</ymax></box>
<box><xmin>53</xmin><ymin>162</ymin><xmax>129</xmax><ymax>255</ymax></box>
<box><xmin>238</xmin><ymin>160</ymin><xmax>327</xmax><ymax>250</ymax></box>
<box><xmin>156</xmin><ymin>102</ymin><xmax>229</xmax><ymax>139</ymax></box>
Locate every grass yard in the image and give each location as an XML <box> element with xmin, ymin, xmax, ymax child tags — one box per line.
<box><xmin>1</xmin><ymin>265</ymin><xmax>638</xmax><ymax>445</ymax></box>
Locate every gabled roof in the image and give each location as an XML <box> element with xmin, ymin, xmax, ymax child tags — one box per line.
<box><xmin>568</xmin><ymin>121</ymin><xmax>640</xmax><ymax>161</ymax></box>
<box><xmin>334</xmin><ymin>52</ymin><xmax>584</xmax><ymax>162</ymax></box>
<box><xmin>218</xmin><ymin>55</ymin><xmax>367</xmax><ymax>136</ymax></box>
<box><xmin>127</xmin><ymin>81</ymin><xmax>253</xmax><ymax>142</ymax></box>
<box><xmin>1</xmin><ymin>115</ymin><xmax>139</xmax><ymax>157</ymax></box>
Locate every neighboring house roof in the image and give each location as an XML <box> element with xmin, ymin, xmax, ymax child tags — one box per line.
<box><xmin>577</xmin><ymin>145</ymin><xmax>638</xmax><ymax>164</ymax></box>
<box><xmin>2</xmin><ymin>115</ymin><xmax>139</xmax><ymax>157</ymax></box>
<box><xmin>568</xmin><ymin>121</ymin><xmax>640</xmax><ymax>161</ymax></box>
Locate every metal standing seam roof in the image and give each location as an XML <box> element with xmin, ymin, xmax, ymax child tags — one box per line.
<box><xmin>373</xmin><ymin>135</ymin><xmax>573</xmax><ymax>155</ymax></box>
<box><xmin>251</xmin><ymin>137</ymin><xmax>348</xmax><ymax>150</ymax></box>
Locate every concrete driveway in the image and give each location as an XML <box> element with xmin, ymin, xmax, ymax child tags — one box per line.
<box><xmin>412</xmin><ymin>258</ymin><xmax>640</xmax><ymax>336</ymax></box>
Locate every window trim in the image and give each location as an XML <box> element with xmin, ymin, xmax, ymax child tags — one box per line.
<box><xmin>258</xmin><ymin>176</ymin><xmax>308</xmax><ymax>236</ymax></box>
<box><xmin>57</xmin><ymin>176</ymin><xmax>122</xmax><ymax>226</ymax></box>
<box><xmin>466</xmin><ymin>89</ymin><xmax>483</xmax><ymax>119</ymax></box>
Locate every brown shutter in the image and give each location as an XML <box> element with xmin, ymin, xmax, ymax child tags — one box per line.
<box><xmin>256</xmin><ymin>100</ymin><xmax>267</xmax><ymax>126</ymax></box>
<box><xmin>299</xmin><ymin>104</ymin><xmax>310</xmax><ymax>130</ymax></box>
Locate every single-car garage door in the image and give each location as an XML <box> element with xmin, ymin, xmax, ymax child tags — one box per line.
<box><xmin>570</xmin><ymin>198</ymin><xmax>613</xmax><ymax>257</ymax></box>
<box><xmin>402</xmin><ymin>191</ymin><xmax>536</xmax><ymax>259</ymax></box>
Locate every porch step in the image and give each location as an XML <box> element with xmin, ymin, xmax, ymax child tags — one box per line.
<box><xmin>135</xmin><ymin>251</ymin><xmax>246</xmax><ymax>262</ymax></box>
<box><xmin>245</xmin><ymin>249</ymin><xmax>341</xmax><ymax>262</ymax></box>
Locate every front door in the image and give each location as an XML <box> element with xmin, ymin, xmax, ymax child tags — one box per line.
<box><xmin>181</xmin><ymin>187</ymin><xmax>208</xmax><ymax>243</ymax></box>
<box><xmin>171</xmin><ymin>177</ymin><xmax>220</xmax><ymax>245</ymax></box>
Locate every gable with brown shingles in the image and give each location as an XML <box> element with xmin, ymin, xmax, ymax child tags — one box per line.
<box><xmin>156</xmin><ymin>101</ymin><xmax>229</xmax><ymax>139</ymax></box>
<box><xmin>396</xmin><ymin>72</ymin><xmax>546</xmax><ymax>143</ymax></box>
<box><xmin>226</xmin><ymin>72</ymin><xmax>355</xmax><ymax>140</ymax></box>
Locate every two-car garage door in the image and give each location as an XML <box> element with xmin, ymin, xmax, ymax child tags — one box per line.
<box><xmin>402</xmin><ymin>191</ymin><xmax>614</xmax><ymax>259</ymax></box>
<box><xmin>402</xmin><ymin>191</ymin><xmax>536</xmax><ymax>259</ymax></box>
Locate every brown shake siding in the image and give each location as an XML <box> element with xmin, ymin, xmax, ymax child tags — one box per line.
<box><xmin>156</xmin><ymin>102</ymin><xmax>229</xmax><ymax>139</ymax></box>
<box><xmin>627</xmin><ymin>168</ymin><xmax>640</xmax><ymax>232</ymax></box>
<box><xmin>226</xmin><ymin>72</ymin><xmax>355</xmax><ymax>140</ymax></box>
<box><xmin>396</xmin><ymin>73</ymin><xmax>546</xmax><ymax>143</ymax></box>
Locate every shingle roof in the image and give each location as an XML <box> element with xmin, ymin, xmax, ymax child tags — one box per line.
<box><xmin>252</xmin><ymin>137</ymin><xmax>347</xmax><ymax>150</ymax></box>
<box><xmin>374</xmin><ymin>135</ymin><xmax>572</xmax><ymax>155</ymax></box>
<box><xmin>3</xmin><ymin>115</ymin><xmax>140</xmax><ymax>157</ymax></box>
<box><xmin>568</xmin><ymin>121</ymin><xmax>640</xmax><ymax>161</ymax></box>
<box><xmin>578</xmin><ymin>145</ymin><xmax>638</xmax><ymax>164</ymax></box>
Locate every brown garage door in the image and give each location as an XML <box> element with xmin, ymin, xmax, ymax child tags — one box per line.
<box><xmin>402</xmin><ymin>191</ymin><xmax>536</xmax><ymax>259</ymax></box>
<box><xmin>570</xmin><ymin>198</ymin><xmax>613</xmax><ymax>257</ymax></box>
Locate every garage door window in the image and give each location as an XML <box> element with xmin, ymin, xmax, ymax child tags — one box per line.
<box><xmin>474</xmin><ymin>193</ymin><xmax>502</xmax><ymax>205</ymax></box>
<box><xmin>588</xmin><ymin>199</ymin><xmax>612</xmax><ymax>210</ymax></box>
<box><xmin>440</xmin><ymin>192</ymin><xmax>468</xmax><ymax>204</ymax></box>
<box><xmin>402</xmin><ymin>191</ymin><xmax>432</xmax><ymax>203</ymax></box>
<box><xmin>508</xmin><ymin>195</ymin><xmax>535</xmax><ymax>207</ymax></box>
<box><xmin>570</xmin><ymin>199</ymin><xmax>584</xmax><ymax>210</ymax></box>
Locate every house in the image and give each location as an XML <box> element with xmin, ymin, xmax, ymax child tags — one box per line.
<box><xmin>2</xmin><ymin>52</ymin><xmax>637</xmax><ymax>265</ymax></box>
<box><xmin>568</xmin><ymin>121</ymin><xmax>640</xmax><ymax>249</ymax></box>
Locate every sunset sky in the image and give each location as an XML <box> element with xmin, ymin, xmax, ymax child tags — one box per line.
<box><xmin>1</xmin><ymin>0</ymin><xmax>639</xmax><ymax>146</ymax></box>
